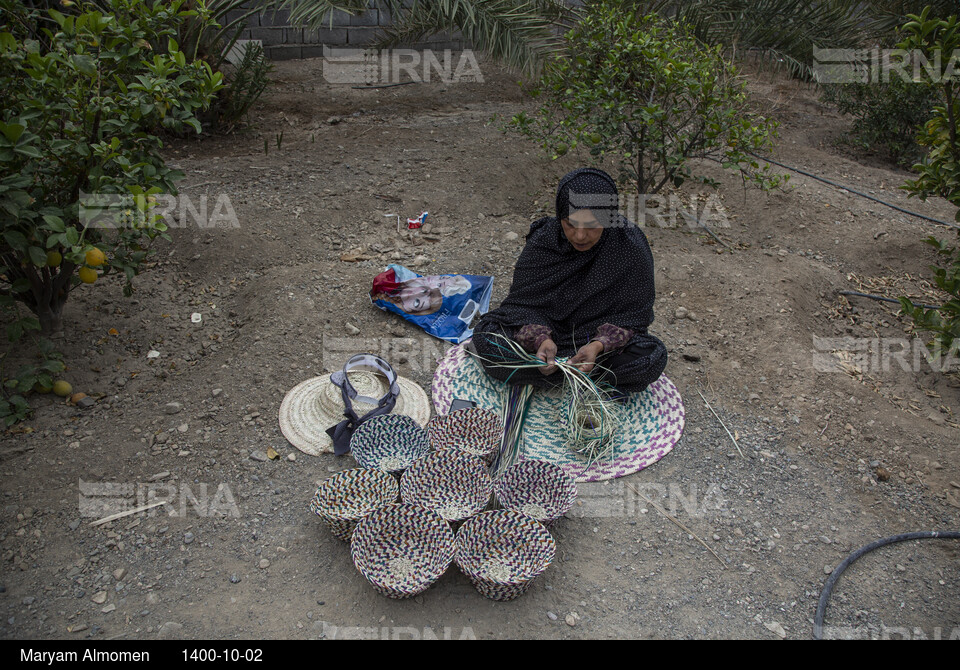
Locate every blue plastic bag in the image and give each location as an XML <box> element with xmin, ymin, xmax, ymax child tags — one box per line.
<box><xmin>370</xmin><ymin>264</ymin><xmax>494</xmax><ymax>343</ymax></box>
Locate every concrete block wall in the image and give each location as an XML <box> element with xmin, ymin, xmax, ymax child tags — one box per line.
<box><xmin>230</xmin><ymin>1</ymin><xmax>467</xmax><ymax>60</ymax></box>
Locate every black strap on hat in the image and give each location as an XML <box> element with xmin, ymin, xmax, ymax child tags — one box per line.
<box><xmin>325</xmin><ymin>354</ymin><xmax>400</xmax><ymax>455</ymax></box>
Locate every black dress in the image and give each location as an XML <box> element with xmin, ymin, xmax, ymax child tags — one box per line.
<box><xmin>471</xmin><ymin>168</ymin><xmax>667</xmax><ymax>394</ymax></box>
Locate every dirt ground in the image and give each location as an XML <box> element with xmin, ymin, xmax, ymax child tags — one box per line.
<box><xmin>1</xmin><ymin>58</ymin><xmax>958</xmax><ymax>640</ymax></box>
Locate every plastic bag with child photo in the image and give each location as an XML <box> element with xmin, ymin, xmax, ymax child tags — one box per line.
<box><xmin>370</xmin><ymin>264</ymin><xmax>494</xmax><ymax>343</ymax></box>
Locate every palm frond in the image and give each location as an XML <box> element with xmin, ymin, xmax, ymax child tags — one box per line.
<box><xmin>281</xmin><ymin>0</ymin><xmax>373</xmax><ymax>29</ymax></box>
<box><xmin>630</xmin><ymin>0</ymin><xmax>877</xmax><ymax>79</ymax></box>
<box><xmin>381</xmin><ymin>0</ymin><xmax>572</xmax><ymax>73</ymax></box>
<box><xmin>281</xmin><ymin>0</ymin><xmax>574</xmax><ymax>73</ymax></box>
<box><xmin>867</xmin><ymin>1</ymin><xmax>960</xmax><ymax>35</ymax></box>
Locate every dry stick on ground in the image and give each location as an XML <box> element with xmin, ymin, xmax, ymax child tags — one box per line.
<box><xmin>700</xmin><ymin>221</ymin><xmax>732</xmax><ymax>249</ymax></box>
<box><xmin>89</xmin><ymin>500</ymin><xmax>167</xmax><ymax>527</ymax></box>
<box><xmin>624</xmin><ymin>482</ymin><xmax>727</xmax><ymax>569</ymax></box>
<box><xmin>697</xmin><ymin>388</ymin><xmax>745</xmax><ymax>458</ymax></box>
<box><xmin>680</xmin><ymin>209</ymin><xmax>732</xmax><ymax>249</ymax></box>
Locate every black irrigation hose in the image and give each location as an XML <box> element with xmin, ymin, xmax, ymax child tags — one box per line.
<box><xmin>747</xmin><ymin>152</ymin><xmax>960</xmax><ymax>231</ymax></box>
<box><xmin>814</xmin><ymin>530</ymin><xmax>960</xmax><ymax>640</ymax></box>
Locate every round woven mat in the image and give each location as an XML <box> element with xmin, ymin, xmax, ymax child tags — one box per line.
<box><xmin>431</xmin><ymin>343</ymin><xmax>684</xmax><ymax>482</ymax></box>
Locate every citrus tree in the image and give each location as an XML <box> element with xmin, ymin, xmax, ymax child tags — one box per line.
<box><xmin>507</xmin><ymin>0</ymin><xmax>786</xmax><ymax>195</ymax></box>
<box><xmin>0</xmin><ymin>0</ymin><xmax>222</xmax><ymax>423</ymax></box>
<box><xmin>0</xmin><ymin>0</ymin><xmax>222</xmax><ymax>333</ymax></box>
<box><xmin>896</xmin><ymin>7</ymin><xmax>960</xmax><ymax>361</ymax></box>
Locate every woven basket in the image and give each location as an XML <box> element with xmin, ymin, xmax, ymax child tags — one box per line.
<box><xmin>494</xmin><ymin>459</ymin><xmax>578</xmax><ymax>526</ymax></box>
<box><xmin>400</xmin><ymin>450</ymin><xmax>493</xmax><ymax>523</ymax></box>
<box><xmin>427</xmin><ymin>407</ymin><xmax>503</xmax><ymax>463</ymax></box>
<box><xmin>310</xmin><ymin>468</ymin><xmax>399</xmax><ymax>542</ymax></box>
<box><xmin>455</xmin><ymin>510</ymin><xmax>556</xmax><ymax>601</ymax></box>
<box><xmin>350</xmin><ymin>503</ymin><xmax>456</xmax><ymax>599</ymax></box>
<box><xmin>350</xmin><ymin>415</ymin><xmax>430</xmax><ymax>474</ymax></box>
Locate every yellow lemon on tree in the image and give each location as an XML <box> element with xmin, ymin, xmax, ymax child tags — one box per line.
<box><xmin>46</xmin><ymin>250</ymin><xmax>62</xmax><ymax>267</ymax></box>
<box><xmin>78</xmin><ymin>266</ymin><xmax>98</xmax><ymax>284</ymax></box>
<box><xmin>53</xmin><ymin>380</ymin><xmax>72</xmax><ymax>397</ymax></box>
<box><xmin>85</xmin><ymin>247</ymin><xmax>106</xmax><ymax>267</ymax></box>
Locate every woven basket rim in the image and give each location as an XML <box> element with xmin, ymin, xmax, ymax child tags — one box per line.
<box><xmin>455</xmin><ymin>510</ymin><xmax>556</xmax><ymax>585</ymax></box>
<box><xmin>427</xmin><ymin>407</ymin><xmax>503</xmax><ymax>457</ymax></box>
<box><xmin>350</xmin><ymin>415</ymin><xmax>430</xmax><ymax>472</ymax></box>
<box><xmin>351</xmin><ymin>503</ymin><xmax>456</xmax><ymax>595</ymax></box>
<box><xmin>494</xmin><ymin>459</ymin><xmax>578</xmax><ymax>521</ymax></box>
<box><xmin>400</xmin><ymin>450</ymin><xmax>493</xmax><ymax>521</ymax></box>
<box><xmin>311</xmin><ymin>468</ymin><xmax>399</xmax><ymax>521</ymax></box>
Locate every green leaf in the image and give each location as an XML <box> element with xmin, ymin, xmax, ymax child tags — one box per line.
<box><xmin>42</xmin><ymin>359</ymin><xmax>65</xmax><ymax>373</ymax></box>
<box><xmin>3</xmin><ymin>230</ymin><xmax>27</xmax><ymax>250</ymax></box>
<box><xmin>0</xmin><ymin>122</ymin><xmax>25</xmax><ymax>143</ymax></box>
<box><xmin>0</xmin><ymin>32</ymin><xmax>17</xmax><ymax>53</ymax></box>
<box><xmin>28</xmin><ymin>246</ymin><xmax>47</xmax><ymax>267</ymax></box>
<box><xmin>6</xmin><ymin>321</ymin><xmax>22</xmax><ymax>342</ymax></box>
<box><xmin>71</xmin><ymin>54</ymin><xmax>97</xmax><ymax>77</ymax></box>
<box><xmin>41</xmin><ymin>214</ymin><xmax>65</xmax><ymax>232</ymax></box>
<box><xmin>13</xmin><ymin>145</ymin><xmax>43</xmax><ymax>159</ymax></box>
<box><xmin>47</xmin><ymin>8</ymin><xmax>67</xmax><ymax>26</ymax></box>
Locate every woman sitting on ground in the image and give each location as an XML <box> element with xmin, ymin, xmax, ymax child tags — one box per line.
<box><xmin>471</xmin><ymin>167</ymin><xmax>667</xmax><ymax>394</ymax></box>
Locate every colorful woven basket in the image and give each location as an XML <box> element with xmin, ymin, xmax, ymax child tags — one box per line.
<box><xmin>310</xmin><ymin>468</ymin><xmax>399</xmax><ymax>541</ymax></box>
<box><xmin>455</xmin><ymin>510</ymin><xmax>556</xmax><ymax>601</ymax></box>
<box><xmin>427</xmin><ymin>407</ymin><xmax>503</xmax><ymax>463</ymax></box>
<box><xmin>350</xmin><ymin>415</ymin><xmax>430</xmax><ymax>473</ymax></box>
<box><xmin>350</xmin><ymin>503</ymin><xmax>456</xmax><ymax>599</ymax></box>
<box><xmin>400</xmin><ymin>450</ymin><xmax>493</xmax><ymax>523</ymax></box>
<box><xmin>494</xmin><ymin>459</ymin><xmax>577</xmax><ymax>526</ymax></box>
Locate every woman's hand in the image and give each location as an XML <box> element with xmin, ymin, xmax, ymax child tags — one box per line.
<box><xmin>536</xmin><ymin>338</ymin><xmax>558</xmax><ymax>375</ymax></box>
<box><xmin>569</xmin><ymin>341</ymin><xmax>605</xmax><ymax>373</ymax></box>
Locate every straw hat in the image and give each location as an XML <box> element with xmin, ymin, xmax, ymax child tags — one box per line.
<box><xmin>279</xmin><ymin>371</ymin><xmax>431</xmax><ymax>456</ymax></box>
